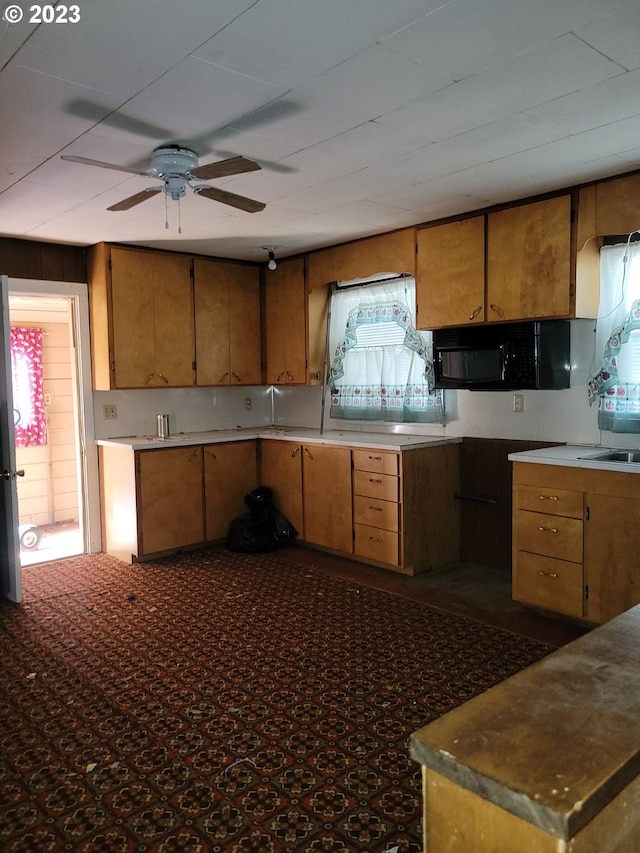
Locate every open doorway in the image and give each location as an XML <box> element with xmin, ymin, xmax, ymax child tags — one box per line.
<box><xmin>7</xmin><ymin>281</ymin><xmax>100</xmax><ymax>568</ymax></box>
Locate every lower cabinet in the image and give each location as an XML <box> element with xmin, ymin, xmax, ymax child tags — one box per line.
<box><xmin>138</xmin><ymin>446</ymin><xmax>205</xmax><ymax>556</ymax></box>
<box><xmin>98</xmin><ymin>436</ymin><xmax>461</xmax><ymax>573</ymax></box>
<box><xmin>260</xmin><ymin>439</ymin><xmax>461</xmax><ymax>575</ymax></box>
<box><xmin>259</xmin><ymin>441</ymin><xmax>353</xmax><ymax>554</ymax></box>
<box><xmin>512</xmin><ymin>462</ymin><xmax>640</xmax><ymax>623</ymax></box>
<box><xmin>99</xmin><ymin>440</ymin><xmax>257</xmax><ymax>562</ymax></box>
<box><xmin>203</xmin><ymin>441</ymin><xmax>257</xmax><ymax>540</ymax></box>
<box><xmin>302</xmin><ymin>444</ymin><xmax>353</xmax><ymax>554</ymax></box>
<box><xmin>353</xmin><ymin>448</ymin><xmax>400</xmax><ymax>565</ymax></box>
<box><xmin>258</xmin><ymin>440</ymin><xmax>304</xmax><ymax>537</ymax></box>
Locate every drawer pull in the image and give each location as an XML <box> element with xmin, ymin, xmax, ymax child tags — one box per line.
<box><xmin>537</xmin><ymin>570</ymin><xmax>559</xmax><ymax>579</ymax></box>
<box><xmin>369</xmin><ymin>478</ymin><xmax>383</xmax><ymax>484</ymax></box>
<box><xmin>539</xmin><ymin>495</ymin><xmax>559</xmax><ymax>501</ymax></box>
<box><xmin>538</xmin><ymin>526</ymin><xmax>558</xmax><ymax>533</ymax></box>
<box><xmin>368</xmin><ymin>455</ymin><xmax>382</xmax><ymax>461</ymax></box>
<box><xmin>369</xmin><ymin>536</ymin><xmax>383</xmax><ymax>543</ymax></box>
<box><xmin>369</xmin><ymin>506</ymin><xmax>383</xmax><ymax>512</ymax></box>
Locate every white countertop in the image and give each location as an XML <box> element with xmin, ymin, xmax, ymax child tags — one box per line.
<box><xmin>96</xmin><ymin>427</ymin><xmax>461</xmax><ymax>453</ymax></box>
<box><xmin>508</xmin><ymin>444</ymin><xmax>640</xmax><ymax>474</ymax></box>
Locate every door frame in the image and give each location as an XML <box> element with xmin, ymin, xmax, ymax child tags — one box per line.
<box><xmin>1</xmin><ymin>277</ymin><xmax>21</xmax><ymax>600</ymax></box>
<box><xmin>7</xmin><ymin>278</ymin><xmax>101</xmax><ymax>561</ymax></box>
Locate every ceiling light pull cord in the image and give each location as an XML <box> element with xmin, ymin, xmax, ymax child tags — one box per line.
<box><xmin>178</xmin><ymin>197</ymin><xmax>182</xmax><ymax>235</ymax></box>
<box><xmin>165</xmin><ymin>193</ymin><xmax>169</xmax><ymax>230</ymax></box>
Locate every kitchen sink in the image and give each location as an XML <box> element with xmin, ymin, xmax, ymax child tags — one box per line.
<box><xmin>579</xmin><ymin>449</ymin><xmax>640</xmax><ymax>464</ymax></box>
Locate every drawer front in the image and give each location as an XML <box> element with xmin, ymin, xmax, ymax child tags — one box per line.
<box><xmin>515</xmin><ymin>510</ymin><xmax>583</xmax><ymax>563</ymax></box>
<box><xmin>353</xmin><ymin>495</ymin><xmax>399</xmax><ymax>532</ymax></box>
<box><xmin>352</xmin><ymin>449</ymin><xmax>399</xmax><ymax>476</ymax></box>
<box><xmin>353</xmin><ymin>470</ymin><xmax>399</xmax><ymax>502</ymax></box>
<box><xmin>513</xmin><ymin>551</ymin><xmax>584</xmax><ymax>618</ymax></box>
<box><xmin>354</xmin><ymin>523</ymin><xmax>399</xmax><ymax>565</ymax></box>
<box><xmin>515</xmin><ymin>484</ymin><xmax>583</xmax><ymax>519</ymax></box>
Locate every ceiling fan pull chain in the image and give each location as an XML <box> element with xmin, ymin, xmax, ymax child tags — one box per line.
<box><xmin>164</xmin><ymin>193</ymin><xmax>169</xmax><ymax>230</ymax></box>
<box><xmin>178</xmin><ymin>197</ymin><xmax>182</xmax><ymax>235</ymax></box>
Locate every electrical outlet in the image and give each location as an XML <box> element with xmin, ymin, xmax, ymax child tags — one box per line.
<box><xmin>103</xmin><ymin>404</ymin><xmax>118</xmax><ymax>420</ymax></box>
<box><xmin>513</xmin><ymin>394</ymin><xmax>524</xmax><ymax>413</ymax></box>
<box><xmin>245</xmin><ymin>397</ymin><xmax>252</xmax><ymax>411</ymax></box>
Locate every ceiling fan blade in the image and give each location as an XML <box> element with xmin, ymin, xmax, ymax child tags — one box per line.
<box><xmin>195</xmin><ymin>185</ymin><xmax>265</xmax><ymax>213</ymax></box>
<box><xmin>190</xmin><ymin>156</ymin><xmax>261</xmax><ymax>180</ymax></box>
<box><xmin>61</xmin><ymin>154</ymin><xmax>148</xmax><ymax>176</ymax></box>
<box><xmin>107</xmin><ymin>188</ymin><xmax>162</xmax><ymax>212</ymax></box>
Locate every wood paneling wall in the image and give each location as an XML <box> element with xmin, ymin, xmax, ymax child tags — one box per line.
<box><xmin>0</xmin><ymin>237</ymin><xmax>86</xmax><ymax>282</ymax></box>
<box><xmin>459</xmin><ymin>438</ymin><xmax>562</xmax><ymax>573</ymax></box>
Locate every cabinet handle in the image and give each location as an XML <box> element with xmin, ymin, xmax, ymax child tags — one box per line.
<box><xmin>468</xmin><ymin>305</ymin><xmax>482</xmax><ymax>320</ymax></box>
<box><xmin>286</xmin><ymin>370</ymin><xmax>294</xmax><ymax>381</ymax></box>
<box><xmin>369</xmin><ymin>505</ymin><xmax>383</xmax><ymax>512</ymax></box>
<box><xmin>489</xmin><ymin>303</ymin><xmax>505</xmax><ymax>318</ymax></box>
<box><xmin>539</xmin><ymin>495</ymin><xmax>559</xmax><ymax>501</ymax></box>
<box><xmin>369</xmin><ymin>478</ymin><xmax>383</xmax><ymax>484</ymax></box>
<box><xmin>206</xmin><ymin>450</ymin><xmax>217</xmax><ymax>459</ymax></box>
<box><xmin>304</xmin><ymin>447</ymin><xmax>314</xmax><ymax>460</ymax></box>
<box><xmin>218</xmin><ymin>372</ymin><xmax>229</xmax><ymax>383</ymax></box>
<box><xmin>291</xmin><ymin>447</ymin><xmax>301</xmax><ymax>458</ymax></box>
<box><xmin>144</xmin><ymin>373</ymin><xmax>155</xmax><ymax>385</ymax></box>
<box><xmin>231</xmin><ymin>372</ymin><xmax>241</xmax><ymax>382</ymax></box>
<box><xmin>368</xmin><ymin>455</ymin><xmax>382</xmax><ymax>461</ymax></box>
<box><xmin>537</xmin><ymin>570</ymin><xmax>559</xmax><ymax>579</ymax></box>
<box><xmin>276</xmin><ymin>371</ymin><xmax>285</xmax><ymax>382</ymax></box>
<box><xmin>537</xmin><ymin>525</ymin><xmax>558</xmax><ymax>533</ymax></box>
<box><xmin>368</xmin><ymin>535</ymin><xmax>383</xmax><ymax>543</ymax></box>
<box><xmin>157</xmin><ymin>373</ymin><xmax>169</xmax><ymax>384</ymax></box>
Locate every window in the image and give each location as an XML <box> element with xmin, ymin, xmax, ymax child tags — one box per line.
<box><xmin>588</xmin><ymin>238</ymin><xmax>640</xmax><ymax>432</ymax></box>
<box><xmin>329</xmin><ymin>277</ymin><xmax>444</xmax><ymax>423</ymax></box>
<box><xmin>11</xmin><ymin>326</ymin><xmax>47</xmax><ymax>447</ymax></box>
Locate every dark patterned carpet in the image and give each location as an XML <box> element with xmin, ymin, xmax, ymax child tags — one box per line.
<box><xmin>0</xmin><ymin>548</ymin><xmax>554</xmax><ymax>852</ymax></box>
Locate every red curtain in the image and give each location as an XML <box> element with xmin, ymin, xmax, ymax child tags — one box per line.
<box><xmin>11</xmin><ymin>327</ymin><xmax>47</xmax><ymax>447</ymax></box>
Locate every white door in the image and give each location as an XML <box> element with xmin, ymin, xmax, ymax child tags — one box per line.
<box><xmin>0</xmin><ymin>276</ymin><xmax>22</xmax><ymax>601</ymax></box>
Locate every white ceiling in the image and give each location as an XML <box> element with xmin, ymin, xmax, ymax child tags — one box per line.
<box><xmin>1</xmin><ymin>0</ymin><xmax>640</xmax><ymax>263</ymax></box>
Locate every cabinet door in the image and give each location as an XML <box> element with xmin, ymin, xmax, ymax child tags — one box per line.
<box><xmin>302</xmin><ymin>444</ymin><xmax>352</xmax><ymax>553</ymax></box>
<box><xmin>416</xmin><ymin>217</ymin><xmax>485</xmax><ymax>329</ymax></box>
<box><xmin>137</xmin><ymin>447</ymin><xmax>204</xmax><ymax>555</ymax></box>
<box><xmin>110</xmin><ymin>248</ymin><xmax>194</xmax><ymax>387</ymax></box>
<box><xmin>487</xmin><ymin>195</ymin><xmax>573</xmax><ymax>321</ymax></box>
<box><xmin>203</xmin><ymin>441</ymin><xmax>257</xmax><ymax>540</ymax></box>
<box><xmin>259</xmin><ymin>440</ymin><xmax>304</xmax><ymax>537</ymax></box>
<box><xmin>584</xmin><ymin>493</ymin><xmax>640</xmax><ymax>624</ymax></box>
<box><xmin>264</xmin><ymin>258</ymin><xmax>307</xmax><ymax>384</ymax></box>
<box><xmin>194</xmin><ymin>259</ymin><xmax>261</xmax><ymax>385</ymax></box>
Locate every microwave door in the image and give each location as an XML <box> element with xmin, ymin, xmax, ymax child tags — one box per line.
<box><xmin>438</xmin><ymin>347</ymin><xmax>505</xmax><ymax>387</ymax></box>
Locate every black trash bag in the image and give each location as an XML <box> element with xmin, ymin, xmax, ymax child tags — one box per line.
<box><xmin>226</xmin><ymin>486</ymin><xmax>298</xmax><ymax>553</ymax></box>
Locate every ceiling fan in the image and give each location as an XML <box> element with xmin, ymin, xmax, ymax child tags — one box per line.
<box><xmin>61</xmin><ymin>144</ymin><xmax>266</xmax><ymax>213</ymax></box>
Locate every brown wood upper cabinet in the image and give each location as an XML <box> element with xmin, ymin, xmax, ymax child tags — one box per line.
<box><xmin>264</xmin><ymin>257</ymin><xmax>308</xmax><ymax>384</ymax></box>
<box><xmin>416</xmin><ymin>194</ymin><xmax>587</xmax><ymax>329</ymax></box>
<box><xmin>416</xmin><ymin>216</ymin><xmax>485</xmax><ymax>329</ymax></box>
<box><xmin>486</xmin><ymin>194</ymin><xmax>573</xmax><ymax>322</ymax></box>
<box><xmin>89</xmin><ymin>243</ymin><xmax>195</xmax><ymax>389</ymax></box>
<box><xmin>193</xmin><ymin>258</ymin><xmax>261</xmax><ymax>386</ymax></box>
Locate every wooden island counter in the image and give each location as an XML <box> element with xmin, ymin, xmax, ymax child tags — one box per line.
<box><xmin>410</xmin><ymin>605</ymin><xmax>640</xmax><ymax>852</ymax></box>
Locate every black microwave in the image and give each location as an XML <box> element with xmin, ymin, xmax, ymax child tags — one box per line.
<box><xmin>433</xmin><ymin>320</ymin><xmax>571</xmax><ymax>390</ymax></box>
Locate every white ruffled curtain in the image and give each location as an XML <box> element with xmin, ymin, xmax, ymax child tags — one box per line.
<box><xmin>329</xmin><ymin>278</ymin><xmax>444</xmax><ymax>423</ymax></box>
<box><xmin>588</xmin><ymin>240</ymin><xmax>640</xmax><ymax>432</ymax></box>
